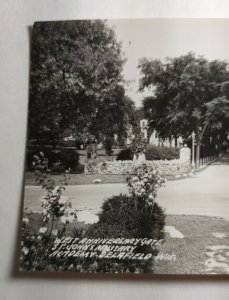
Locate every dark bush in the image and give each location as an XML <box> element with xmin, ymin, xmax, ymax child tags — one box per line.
<box><xmin>27</xmin><ymin>148</ymin><xmax>58</xmax><ymax>169</ymax></box>
<box><xmin>51</xmin><ymin>163</ymin><xmax>66</xmax><ymax>173</ymax></box>
<box><xmin>200</xmin><ymin>145</ymin><xmax>219</xmax><ymax>158</ymax></box>
<box><xmin>83</xmin><ymin>194</ymin><xmax>165</xmax><ymax>273</ymax></box>
<box><xmin>26</xmin><ymin>146</ymin><xmax>79</xmax><ymax>172</ymax></box>
<box><xmin>88</xmin><ymin>194</ymin><xmax>165</xmax><ymax>240</ymax></box>
<box><xmin>59</xmin><ymin>149</ymin><xmax>79</xmax><ymax>169</ymax></box>
<box><xmin>145</xmin><ymin>145</ymin><xmax>179</xmax><ymax>161</ymax></box>
<box><xmin>104</xmin><ymin>138</ymin><xmax>114</xmax><ymax>156</ymax></box>
<box><xmin>117</xmin><ymin>148</ymin><xmax>133</xmax><ymax>161</ymax></box>
<box><xmin>71</xmin><ymin>163</ymin><xmax>85</xmax><ymax>174</ymax></box>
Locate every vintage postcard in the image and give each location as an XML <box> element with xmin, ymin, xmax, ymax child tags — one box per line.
<box><xmin>20</xmin><ymin>19</ymin><xmax>229</xmax><ymax>275</ymax></box>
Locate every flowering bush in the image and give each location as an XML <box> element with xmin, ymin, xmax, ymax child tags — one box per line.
<box><xmin>20</xmin><ymin>216</ymin><xmax>58</xmax><ymax>271</ymax></box>
<box><xmin>33</xmin><ymin>152</ymin><xmax>77</xmax><ymax>227</ymax></box>
<box><xmin>85</xmin><ymin>160</ymin><xmax>98</xmax><ymax>174</ymax></box>
<box><xmin>20</xmin><ymin>152</ymin><xmax>77</xmax><ymax>271</ymax></box>
<box><xmin>20</xmin><ymin>154</ymin><xmax>166</xmax><ymax>273</ymax></box>
<box><xmin>86</xmin><ymin>164</ymin><xmax>166</xmax><ymax>272</ymax></box>
<box><xmin>27</xmin><ymin>147</ymin><xmax>79</xmax><ymax>172</ymax></box>
<box><xmin>127</xmin><ymin>163</ymin><xmax>166</xmax><ymax>211</ymax></box>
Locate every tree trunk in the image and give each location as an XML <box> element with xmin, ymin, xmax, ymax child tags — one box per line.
<box><xmin>169</xmin><ymin>136</ymin><xmax>172</xmax><ymax>147</ymax></box>
<box><xmin>175</xmin><ymin>136</ymin><xmax>178</xmax><ymax>147</ymax></box>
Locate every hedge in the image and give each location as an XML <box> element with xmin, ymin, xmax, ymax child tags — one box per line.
<box><xmin>117</xmin><ymin>148</ymin><xmax>134</xmax><ymax>161</ymax></box>
<box><xmin>26</xmin><ymin>146</ymin><xmax>79</xmax><ymax>173</ymax></box>
<box><xmin>145</xmin><ymin>145</ymin><xmax>180</xmax><ymax>161</ymax></box>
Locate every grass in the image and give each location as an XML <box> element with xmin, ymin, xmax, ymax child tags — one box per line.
<box><xmin>154</xmin><ymin>215</ymin><xmax>229</xmax><ymax>274</ymax></box>
<box><xmin>23</xmin><ymin>212</ymin><xmax>90</xmax><ymax>236</ymax></box>
<box><xmin>24</xmin><ymin>171</ymin><xmax>193</xmax><ymax>186</ymax></box>
<box><xmin>25</xmin><ymin>172</ymin><xmax>127</xmax><ymax>185</ymax></box>
<box><xmin>22</xmin><ymin>212</ymin><xmax>229</xmax><ymax>274</ymax></box>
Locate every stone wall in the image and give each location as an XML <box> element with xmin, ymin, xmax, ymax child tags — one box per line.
<box><xmin>85</xmin><ymin>159</ymin><xmax>191</xmax><ymax>176</ymax></box>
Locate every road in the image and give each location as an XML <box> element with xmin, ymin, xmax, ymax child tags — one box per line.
<box><xmin>23</xmin><ymin>154</ymin><xmax>229</xmax><ymax>219</ymax></box>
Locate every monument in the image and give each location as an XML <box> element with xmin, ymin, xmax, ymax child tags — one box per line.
<box><xmin>179</xmin><ymin>144</ymin><xmax>191</xmax><ymax>162</ymax></box>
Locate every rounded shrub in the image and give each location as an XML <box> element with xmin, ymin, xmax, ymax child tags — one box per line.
<box><xmin>88</xmin><ymin>194</ymin><xmax>165</xmax><ymax>240</ymax></box>
<box><xmin>59</xmin><ymin>149</ymin><xmax>79</xmax><ymax>169</ymax></box>
<box><xmin>84</xmin><ymin>194</ymin><xmax>165</xmax><ymax>273</ymax></box>
<box><xmin>117</xmin><ymin>148</ymin><xmax>133</xmax><ymax>161</ymax></box>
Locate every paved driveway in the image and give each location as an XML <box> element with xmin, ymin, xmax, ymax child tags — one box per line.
<box><xmin>23</xmin><ymin>154</ymin><xmax>229</xmax><ymax>219</ymax></box>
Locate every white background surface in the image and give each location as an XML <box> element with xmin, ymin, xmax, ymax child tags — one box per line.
<box><xmin>0</xmin><ymin>1</ymin><xmax>229</xmax><ymax>299</ymax></box>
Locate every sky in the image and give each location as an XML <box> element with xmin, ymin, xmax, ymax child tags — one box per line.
<box><xmin>107</xmin><ymin>19</ymin><xmax>229</xmax><ymax>107</ymax></box>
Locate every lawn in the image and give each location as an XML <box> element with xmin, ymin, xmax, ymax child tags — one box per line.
<box><xmin>22</xmin><ymin>212</ymin><xmax>229</xmax><ymax>274</ymax></box>
<box><xmin>24</xmin><ymin>171</ymin><xmax>191</xmax><ymax>186</ymax></box>
<box><xmin>25</xmin><ymin>172</ymin><xmax>127</xmax><ymax>185</ymax></box>
<box><xmin>154</xmin><ymin>215</ymin><xmax>229</xmax><ymax>275</ymax></box>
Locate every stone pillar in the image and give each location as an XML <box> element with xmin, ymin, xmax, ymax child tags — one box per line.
<box><xmin>179</xmin><ymin>145</ymin><xmax>191</xmax><ymax>162</ymax></box>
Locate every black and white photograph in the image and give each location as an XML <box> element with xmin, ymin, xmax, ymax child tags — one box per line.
<box><xmin>20</xmin><ymin>19</ymin><xmax>229</xmax><ymax>275</ymax></box>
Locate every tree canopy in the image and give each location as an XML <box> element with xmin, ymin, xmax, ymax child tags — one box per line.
<box><xmin>28</xmin><ymin>20</ymin><xmax>135</xmax><ymax>146</ymax></box>
<box><xmin>138</xmin><ymin>52</ymin><xmax>229</xmax><ymax>148</ymax></box>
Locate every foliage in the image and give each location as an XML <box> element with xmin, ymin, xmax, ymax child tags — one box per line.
<box><xmin>117</xmin><ymin>148</ymin><xmax>134</xmax><ymax>161</ymax></box>
<box><xmin>85</xmin><ymin>160</ymin><xmax>98</xmax><ymax>174</ymax></box>
<box><xmin>71</xmin><ymin>164</ymin><xmax>85</xmax><ymax>174</ymax></box>
<box><xmin>202</xmin><ymin>96</ymin><xmax>229</xmax><ymax>138</ymax></box>
<box><xmin>59</xmin><ymin>139</ymin><xmax>77</xmax><ymax>148</ymax></box>
<box><xmin>139</xmin><ymin>52</ymin><xmax>229</xmax><ymax>147</ymax></box>
<box><xmin>145</xmin><ymin>145</ymin><xmax>180</xmax><ymax>161</ymax></box>
<box><xmin>20</xmin><ymin>153</ymin><xmax>77</xmax><ymax>271</ymax></box>
<box><xmin>21</xmin><ymin>195</ymin><xmax>164</xmax><ymax>273</ymax></box>
<box><xmin>29</xmin><ymin>20</ymin><xmax>136</xmax><ymax>147</ymax></box>
<box><xmin>104</xmin><ymin>137</ymin><xmax>114</xmax><ymax>156</ymax></box>
<box><xmin>199</xmin><ymin>145</ymin><xmax>219</xmax><ymax>158</ymax></box>
<box><xmin>126</xmin><ymin>163</ymin><xmax>166</xmax><ymax>212</ymax></box>
<box><xmin>85</xmin><ymin>194</ymin><xmax>165</xmax><ymax>273</ymax></box>
<box><xmin>88</xmin><ymin>194</ymin><xmax>165</xmax><ymax>240</ymax></box>
<box><xmin>21</xmin><ymin>219</ymin><xmax>57</xmax><ymax>271</ymax></box>
<box><xmin>59</xmin><ymin>149</ymin><xmax>79</xmax><ymax>170</ymax></box>
<box><xmin>88</xmin><ymin>87</ymin><xmax>137</xmax><ymax>148</ymax></box>
<box><xmin>131</xmin><ymin>132</ymin><xmax>147</xmax><ymax>154</ymax></box>
<box><xmin>27</xmin><ymin>147</ymin><xmax>79</xmax><ymax>172</ymax></box>
<box><xmin>21</xmin><ymin>154</ymin><xmax>166</xmax><ymax>274</ymax></box>
<box><xmin>32</xmin><ymin>153</ymin><xmax>77</xmax><ymax>224</ymax></box>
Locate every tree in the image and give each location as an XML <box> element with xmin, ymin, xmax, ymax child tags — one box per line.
<box><xmin>88</xmin><ymin>86</ymin><xmax>136</xmax><ymax>152</ymax></box>
<box><xmin>139</xmin><ymin>53</ymin><xmax>229</xmax><ymax>154</ymax></box>
<box><xmin>28</xmin><ymin>20</ymin><xmax>133</xmax><ymax>146</ymax></box>
<box><xmin>202</xmin><ymin>82</ymin><xmax>229</xmax><ymax>149</ymax></box>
